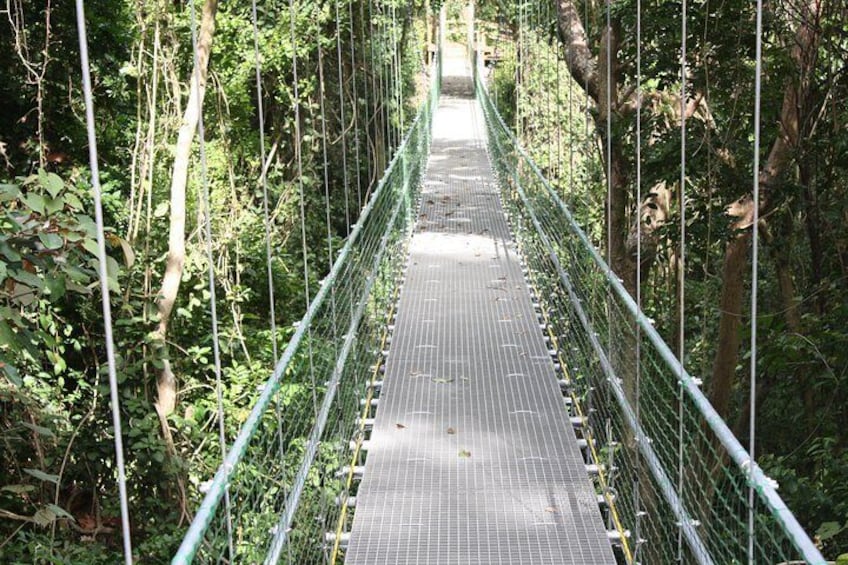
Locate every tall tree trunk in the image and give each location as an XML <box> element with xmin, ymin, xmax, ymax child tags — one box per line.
<box><xmin>709</xmin><ymin>231</ymin><xmax>750</xmax><ymax>419</ymax></box>
<box><xmin>800</xmin><ymin>161</ymin><xmax>826</xmax><ymax>314</ymax></box>
<box><xmin>152</xmin><ymin>0</ymin><xmax>219</xmax><ymax>418</ymax></box>
<box><xmin>708</xmin><ymin>0</ymin><xmax>822</xmax><ymax>421</ymax></box>
<box><xmin>556</xmin><ymin>0</ymin><xmax>635</xmax><ymax>294</ymax></box>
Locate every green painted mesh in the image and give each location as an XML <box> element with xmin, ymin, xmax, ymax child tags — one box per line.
<box><xmin>476</xmin><ymin>65</ymin><xmax>824</xmax><ymax>565</ymax></box>
<box><xmin>171</xmin><ymin>64</ymin><xmax>441</xmax><ymax>565</ymax></box>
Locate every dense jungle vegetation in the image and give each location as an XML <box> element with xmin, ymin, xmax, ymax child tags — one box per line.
<box><xmin>1</xmin><ymin>0</ymin><xmax>846</xmax><ymax>561</ymax></box>
<box><xmin>483</xmin><ymin>0</ymin><xmax>848</xmax><ymax>556</ymax></box>
<box><xmin>0</xmin><ymin>0</ymin><xmax>430</xmax><ymax>560</ymax></box>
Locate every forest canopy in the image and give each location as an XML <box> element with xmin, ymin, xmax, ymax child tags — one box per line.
<box><xmin>1</xmin><ymin>0</ymin><xmax>847</xmax><ymax>561</ymax></box>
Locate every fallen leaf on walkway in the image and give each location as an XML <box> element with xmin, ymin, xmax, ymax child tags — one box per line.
<box><xmin>446</xmin><ymin>427</ymin><xmax>456</xmax><ymax>435</ymax></box>
<box><xmin>395</xmin><ymin>423</ymin><xmax>406</xmax><ymax>429</ymax></box>
<box><xmin>458</xmin><ymin>449</ymin><xmax>471</xmax><ymax>458</ymax></box>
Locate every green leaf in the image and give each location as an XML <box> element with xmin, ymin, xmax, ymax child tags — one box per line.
<box><xmin>10</xmin><ymin>282</ymin><xmax>35</xmax><ymax>306</ymax></box>
<box><xmin>39</xmin><ymin>169</ymin><xmax>64</xmax><ymax>198</ymax></box>
<box><xmin>21</xmin><ymin>421</ymin><xmax>55</xmax><ymax>438</ymax></box>
<box><xmin>0</xmin><ymin>260</ymin><xmax>6</xmax><ymax>283</ymax></box>
<box><xmin>0</xmin><ymin>241</ymin><xmax>21</xmax><ymax>262</ymax></box>
<box><xmin>38</xmin><ymin>232</ymin><xmax>64</xmax><ymax>250</ymax></box>
<box><xmin>106</xmin><ymin>255</ymin><xmax>120</xmax><ymax>292</ymax></box>
<box><xmin>46</xmin><ymin>504</ymin><xmax>75</xmax><ymax>522</ymax></box>
<box><xmin>76</xmin><ymin>214</ymin><xmax>97</xmax><ymax>237</ymax></box>
<box><xmin>64</xmin><ymin>230</ymin><xmax>84</xmax><ymax>242</ymax></box>
<box><xmin>23</xmin><ymin>468</ymin><xmax>60</xmax><ymax>485</ymax></box>
<box><xmin>82</xmin><ymin>238</ymin><xmax>100</xmax><ymax>257</ymax></box>
<box><xmin>44</xmin><ymin>196</ymin><xmax>64</xmax><ymax>216</ymax></box>
<box><xmin>32</xmin><ymin>507</ymin><xmax>56</xmax><ymax>527</ymax></box>
<box><xmin>0</xmin><ymin>321</ymin><xmax>19</xmax><ymax>349</ymax></box>
<box><xmin>1</xmin><ymin>484</ymin><xmax>36</xmax><ymax>494</ymax></box>
<box><xmin>0</xmin><ymin>360</ymin><xmax>21</xmax><ymax>387</ymax></box>
<box><xmin>11</xmin><ymin>269</ymin><xmax>44</xmax><ymax>290</ymax></box>
<box><xmin>64</xmin><ymin>193</ymin><xmax>83</xmax><ymax>211</ymax></box>
<box><xmin>44</xmin><ymin>275</ymin><xmax>66</xmax><ymax>301</ymax></box>
<box><xmin>24</xmin><ymin>193</ymin><xmax>45</xmax><ymax>215</ymax></box>
<box><xmin>0</xmin><ymin>183</ymin><xmax>21</xmax><ymax>202</ymax></box>
<box><xmin>816</xmin><ymin>521</ymin><xmax>845</xmax><ymax>541</ymax></box>
<box><xmin>65</xmin><ymin>265</ymin><xmax>91</xmax><ymax>284</ymax></box>
<box><xmin>153</xmin><ymin>201</ymin><xmax>169</xmax><ymax>218</ymax></box>
<box><xmin>117</xmin><ymin>237</ymin><xmax>135</xmax><ymax>268</ymax></box>
<box><xmin>52</xmin><ymin>354</ymin><xmax>67</xmax><ymax>375</ymax></box>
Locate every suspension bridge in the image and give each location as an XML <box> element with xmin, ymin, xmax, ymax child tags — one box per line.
<box><xmin>66</xmin><ymin>0</ymin><xmax>830</xmax><ymax>563</ymax></box>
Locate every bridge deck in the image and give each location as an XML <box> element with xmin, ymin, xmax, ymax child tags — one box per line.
<box><xmin>344</xmin><ymin>58</ymin><xmax>615</xmax><ymax>564</ymax></box>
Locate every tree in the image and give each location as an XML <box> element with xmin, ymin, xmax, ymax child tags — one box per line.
<box><xmin>709</xmin><ymin>0</ymin><xmax>824</xmax><ymax>422</ymax></box>
<box><xmin>152</xmin><ymin>0</ymin><xmax>219</xmax><ymax>420</ymax></box>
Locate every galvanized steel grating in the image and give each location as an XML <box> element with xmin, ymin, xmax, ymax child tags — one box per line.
<box><xmin>344</xmin><ymin>55</ymin><xmax>615</xmax><ymax>565</ymax></box>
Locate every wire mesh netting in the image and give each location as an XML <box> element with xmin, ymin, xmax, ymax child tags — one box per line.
<box><xmin>476</xmin><ymin>66</ymin><xmax>825</xmax><ymax>565</ymax></box>
<box><xmin>170</xmin><ymin>64</ymin><xmax>440</xmax><ymax>565</ymax></box>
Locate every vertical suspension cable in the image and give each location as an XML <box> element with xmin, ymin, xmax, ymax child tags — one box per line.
<box><xmin>289</xmin><ymin>0</ymin><xmax>319</xmax><ymax>415</ymax></box>
<box><xmin>748</xmin><ymin>0</ymin><xmax>764</xmax><ymax>559</ymax></box>
<box><xmin>634</xmin><ymin>0</ymin><xmax>644</xmax><ymax>555</ymax></box>
<box><xmin>565</xmin><ymin>40</ymin><xmax>573</xmax><ymax>200</ymax></box>
<box><xmin>251</xmin><ymin>0</ymin><xmax>279</xmax><ymax>363</ymax></box>
<box><xmin>362</xmin><ymin>0</ymin><xmax>376</xmax><ymax>192</ymax></box>
<box><xmin>317</xmin><ymin>45</ymin><xmax>338</xmax><ymax>347</ymax></box>
<box><xmin>72</xmin><ymin>3</ymin><xmax>132</xmax><ymax>563</ymax></box>
<box><xmin>392</xmin><ymin>2</ymin><xmax>404</xmax><ymax>137</ymax></box>
<box><xmin>318</xmin><ymin>52</ymin><xmax>333</xmax><ymax>233</ymax></box>
<box><xmin>379</xmin><ymin>1</ymin><xmax>392</xmax><ymax>154</ymax></box>
<box><xmin>533</xmin><ymin>0</ymin><xmax>540</xmax><ymax>145</ymax></box>
<box><xmin>605</xmin><ymin>0</ymin><xmax>611</xmax><ymax>273</ymax></box>
<box><xmin>187</xmin><ymin>0</ymin><xmax>233</xmax><ymax>558</ymax></box>
<box><xmin>387</xmin><ymin>2</ymin><xmax>395</xmax><ymax>149</ymax></box>
<box><xmin>518</xmin><ymin>0</ymin><xmax>524</xmax><ymax>138</ymax></box>
<box><xmin>678</xmin><ymin>0</ymin><xmax>688</xmax><ymax>560</ymax></box>
<box><xmin>583</xmin><ymin>0</ymin><xmax>590</xmax><ymax>201</ymax></box>
<box><xmin>369</xmin><ymin>0</ymin><xmax>387</xmax><ymax>172</ymax></box>
<box><xmin>250</xmin><ymin>0</ymin><xmax>289</xmax><ymax>524</ymax></box>
<box><xmin>559</xmin><ymin>29</ymin><xmax>566</xmax><ymax>193</ymax></box>
<box><xmin>515</xmin><ymin>0</ymin><xmax>519</xmax><ymax>136</ymax></box>
<box><xmin>318</xmin><ymin>43</ymin><xmax>336</xmax><ymax>555</ymax></box>
<box><xmin>529</xmin><ymin>0</ymin><xmax>535</xmax><ymax>149</ymax></box>
<box><xmin>582</xmin><ymin>0</ymin><xmax>593</xmax><ymax>423</ymax></box>
<box><xmin>348</xmin><ymin>0</ymin><xmax>364</xmax><ymax>213</ymax></box>
<box><xmin>545</xmin><ymin>0</ymin><xmax>553</xmax><ymax>173</ymax></box>
<box><xmin>388</xmin><ymin>0</ymin><xmax>397</xmax><ymax>151</ymax></box>
<box><xmin>604</xmin><ymin>0</ymin><xmax>614</xmax><ymax>427</ymax></box>
<box><xmin>335</xmin><ymin>0</ymin><xmax>351</xmax><ymax>234</ymax></box>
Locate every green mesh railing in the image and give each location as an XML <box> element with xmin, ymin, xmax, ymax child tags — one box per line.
<box><xmin>476</xmin><ymin>67</ymin><xmax>825</xmax><ymax>565</ymax></box>
<box><xmin>171</xmin><ymin>63</ymin><xmax>440</xmax><ymax>565</ymax></box>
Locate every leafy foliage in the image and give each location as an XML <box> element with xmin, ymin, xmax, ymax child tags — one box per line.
<box><xmin>481</xmin><ymin>0</ymin><xmax>848</xmax><ymax>557</ymax></box>
<box><xmin>0</xmin><ymin>0</ymin><xmax>427</xmax><ymax>561</ymax></box>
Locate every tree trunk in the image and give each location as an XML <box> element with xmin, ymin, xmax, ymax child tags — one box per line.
<box><xmin>555</xmin><ymin>0</ymin><xmax>600</xmax><ymax>102</ymax></box>
<box><xmin>800</xmin><ymin>161</ymin><xmax>826</xmax><ymax>314</ymax></box>
<box><xmin>153</xmin><ymin>0</ymin><xmax>219</xmax><ymax>418</ymax></box>
<box><xmin>708</xmin><ymin>0</ymin><xmax>822</xmax><ymax>422</ymax></box>
<box><xmin>709</xmin><ymin>231</ymin><xmax>750</xmax><ymax>419</ymax></box>
<box><xmin>556</xmin><ymin>0</ymin><xmax>635</xmax><ymax>295</ymax></box>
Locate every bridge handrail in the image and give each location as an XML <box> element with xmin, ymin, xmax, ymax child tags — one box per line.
<box><xmin>171</xmin><ymin>59</ymin><xmax>441</xmax><ymax>564</ymax></box>
<box><xmin>474</xmin><ymin>67</ymin><xmax>826</xmax><ymax>564</ymax></box>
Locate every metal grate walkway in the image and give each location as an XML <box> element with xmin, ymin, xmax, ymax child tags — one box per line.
<box><xmin>343</xmin><ymin>55</ymin><xmax>615</xmax><ymax>564</ymax></box>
